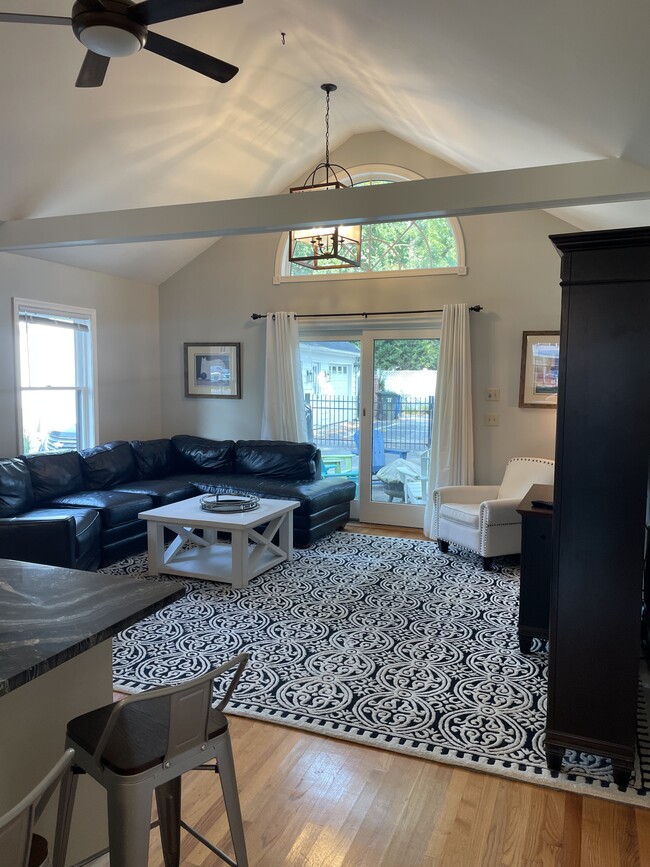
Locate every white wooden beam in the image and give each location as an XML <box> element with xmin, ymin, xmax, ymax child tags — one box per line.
<box><xmin>1</xmin><ymin>158</ymin><xmax>650</xmax><ymax>251</ymax></box>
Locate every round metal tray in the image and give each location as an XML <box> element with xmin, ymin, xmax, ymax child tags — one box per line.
<box><xmin>200</xmin><ymin>493</ymin><xmax>260</xmax><ymax>513</ymax></box>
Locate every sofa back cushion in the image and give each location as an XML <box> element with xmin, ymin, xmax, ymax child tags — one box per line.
<box><xmin>131</xmin><ymin>439</ymin><xmax>175</xmax><ymax>480</ymax></box>
<box><xmin>235</xmin><ymin>440</ymin><xmax>318</xmax><ymax>480</ymax></box>
<box><xmin>22</xmin><ymin>451</ymin><xmax>84</xmax><ymax>504</ymax></box>
<box><xmin>80</xmin><ymin>441</ymin><xmax>137</xmax><ymax>490</ymax></box>
<box><xmin>171</xmin><ymin>435</ymin><xmax>235</xmax><ymax>474</ymax></box>
<box><xmin>0</xmin><ymin>458</ymin><xmax>35</xmax><ymax>517</ymax></box>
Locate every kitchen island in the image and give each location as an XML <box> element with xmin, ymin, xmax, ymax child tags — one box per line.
<box><xmin>0</xmin><ymin>558</ymin><xmax>184</xmax><ymax>864</ymax></box>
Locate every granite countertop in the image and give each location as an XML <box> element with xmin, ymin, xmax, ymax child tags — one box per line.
<box><xmin>0</xmin><ymin>558</ymin><xmax>185</xmax><ymax>696</ymax></box>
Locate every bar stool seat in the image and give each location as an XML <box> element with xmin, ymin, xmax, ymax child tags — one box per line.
<box><xmin>60</xmin><ymin>653</ymin><xmax>249</xmax><ymax>867</ymax></box>
<box><xmin>67</xmin><ymin>697</ymin><xmax>229</xmax><ymax>775</ymax></box>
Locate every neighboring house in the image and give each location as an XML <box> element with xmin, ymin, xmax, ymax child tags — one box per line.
<box><xmin>300</xmin><ymin>341</ymin><xmax>360</xmax><ymax>399</ymax></box>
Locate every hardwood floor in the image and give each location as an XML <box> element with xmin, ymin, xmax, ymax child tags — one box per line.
<box><xmin>137</xmin><ymin>522</ymin><xmax>650</xmax><ymax>866</ymax></box>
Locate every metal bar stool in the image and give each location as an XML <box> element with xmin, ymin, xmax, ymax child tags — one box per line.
<box><xmin>58</xmin><ymin>653</ymin><xmax>249</xmax><ymax>867</ymax></box>
<box><xmin>0</xmin><ymin>748</ymin><xmax>76</xmax><ymax>867</ymax></box>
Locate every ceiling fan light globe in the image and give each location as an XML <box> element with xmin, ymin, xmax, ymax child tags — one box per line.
<box><xmin>77</xmin><ymin>23</ymin><xmax>144</xmax><ymax>56</ymax></box>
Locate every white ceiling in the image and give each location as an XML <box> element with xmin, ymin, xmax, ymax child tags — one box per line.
<box><xmin>2</xmin><ymin>0</ymin><xmax>650</xmax><ymax>284</ymax></box>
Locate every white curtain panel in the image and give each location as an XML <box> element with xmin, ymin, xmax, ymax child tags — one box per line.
<box><xmin>261</xmin><ymin>312</ymin><xmax>308</xmax><ymax>442</ymax></box>
<box><xmin>423</xmin><ymin>303</ymin><xmax>475</xmax><ymax>537</ymax></box>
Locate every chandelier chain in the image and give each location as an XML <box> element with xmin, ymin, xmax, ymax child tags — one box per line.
<box><xmin>288</xmin><ymin>82</ymin><xmax>361</xmax><ymax>269</ymax></box>
<box><xmin>324</xmin><ymin>87</ymin><xmax>331</xmax><ymax>167</ymax></box>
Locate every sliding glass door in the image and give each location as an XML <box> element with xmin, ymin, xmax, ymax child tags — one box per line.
<box><xmin>300</xmin><ymin>324</ymin><xmax>439</xmax><ymax>528</ymax></box>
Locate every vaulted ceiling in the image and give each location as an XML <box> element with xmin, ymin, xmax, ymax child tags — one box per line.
<box><xmin>1</xmin><ymin>0</ymin><xmax>650</xmax><ymax>283</ymax></box>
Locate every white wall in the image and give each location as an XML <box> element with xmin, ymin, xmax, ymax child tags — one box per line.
<box><xmin>0</xmin><ymin>253</ymin><xmax>161</xmax><ymax>456</ymax></box>
<box><xmin>0</xmin><ymin>131</ymin><xmax>581</xmax><ymax>484</ymax></box>
<box><xmin>159</xmin><ymin>131</ymin><xmax>573</xmax><ymax>484</ymax></box>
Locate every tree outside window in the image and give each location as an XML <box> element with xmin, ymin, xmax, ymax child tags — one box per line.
<box><xmin>289</xmin><ymin>179</ymin><xmax>459</xmax><ymax>277</ymax></box>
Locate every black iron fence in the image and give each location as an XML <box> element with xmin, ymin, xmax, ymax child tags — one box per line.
<box><xmin>305</xmin><ymin>393</ymin><xmax>433</xmax><ymax>453</ymax></box>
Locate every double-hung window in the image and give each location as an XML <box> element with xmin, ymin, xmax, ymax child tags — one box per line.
<box><xmin>14</xmin><ymin>299</ymin><xmax>97</xmax><ymax>454</ymax></box>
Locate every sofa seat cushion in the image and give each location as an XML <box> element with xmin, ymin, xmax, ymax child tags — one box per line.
<box><xmin>50</xmin><ymin>491</ymin><xmax>153</xmax><ymax>529</ymax></box>
<box><xmin>439</xmin><ymin>502</ymin><xmax>481</xmax><ymax>528</ymax></box>
<box><xmin>22</xmin><ymin>451</ymin><xmax>85</xmax><ymax>504</ymax></box>
<box><xmin>193</xmin><ymin>474</ymin><xmax>356</xmax><ymax>518</ymax></box>
<box><xmin>234</xmin><ymin>440</ymin><xmax>318</xmax><ymax>480</ymax></box>
<box><xmin>130</xmin><ymin>439</ymin><xmax>175</xmax><ymax>480</ymax></box>
<box><xmin>80</xmin><ymin>441</ymin><xmax>137</xmax><ymax>490</ymax></box>
<box><xmin>112</xmin><ymin>479</ymin><xmax>198</xmax><ymax>508</ymax></box>
<box><xmin>0</xmin><ymin>458</ymin><xmax>35</xmax><ymax>516</ymax></box>
<box><xmin>171</xmin><ymin>436</ymin><xmax>235</xmax><ymax>473</ymax></box>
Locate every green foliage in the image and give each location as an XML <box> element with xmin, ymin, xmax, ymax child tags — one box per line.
<box><xmin>374</xmin><ymin>339</ymin><xmax>439</xmax><ymax>371</ymax></box>
<box><xmin>290</xmin><ymin>217</ymin><xmax>457</xmax><ymax>276</ymax></box>
<box><xmin>289</xmin><ymin>177</ymin><xmax>459</xmax><ymax>277</ymax></box>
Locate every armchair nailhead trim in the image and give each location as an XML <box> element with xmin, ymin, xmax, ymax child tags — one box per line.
<box><xmin>437</xmin><ymin>457</ymin><xmax>554</xmax><ymax>555</ymax></box>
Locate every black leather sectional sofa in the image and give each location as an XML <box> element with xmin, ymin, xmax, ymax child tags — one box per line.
<box><xmin>0</xmin><ymin>436</ymin><xmax>356</xmax><ymax>572</ymax></box>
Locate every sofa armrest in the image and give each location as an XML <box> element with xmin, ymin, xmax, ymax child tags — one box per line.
<box><xmin>0</xmin><ymin>516</ymin><xmax>77</xmax><ymax>568</ymax></box>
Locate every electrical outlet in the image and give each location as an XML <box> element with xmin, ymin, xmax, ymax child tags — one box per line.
<box><xmin>485</xmin><ymin>413</ymin><xmax>499</xmax><ymax>426</ymax></box>
<box><xmin>486</xmin><ymin>387</ymin><xmax>500</xmax><ymax>401</ymax></box>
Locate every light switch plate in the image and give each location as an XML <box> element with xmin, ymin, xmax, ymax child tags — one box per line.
<box><xmin>485</xmin><ymin>413</ymin><xmax>499</xmax><ymax>426</ymax></box>
<box><xmin>486</xmin><ymin>388</ymin><xmax>500</xmax><ymax>401</ymax></box>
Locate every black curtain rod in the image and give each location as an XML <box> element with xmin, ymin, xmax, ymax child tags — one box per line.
<box><xmin>251</xmin><ymin>305</ymin><xmax>483</xmax><ymax>320</ymax></box>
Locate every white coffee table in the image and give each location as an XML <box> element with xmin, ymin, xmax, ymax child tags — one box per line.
<box><xmin>139</xmin><ymin>495</ymin><xmax>300</xmax><ymax>588</ymax></box>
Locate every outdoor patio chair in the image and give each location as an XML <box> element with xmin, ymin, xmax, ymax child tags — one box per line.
<box><xmin>352</xmin><ymin>429</ymin><xmax>407</xmax><ymax>474</ymax></box>
<box><xmin>397</xmin><ymin>450</ymin><xmax>430</xmax><ymax>504</ymax></box>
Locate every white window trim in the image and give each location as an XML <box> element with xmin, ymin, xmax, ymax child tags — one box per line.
<box><xmin>274</xmin><ymin>164</ymin><xmax>467</xmax><ymax>284</ymax></box>
<box><xmin>13</xmin><ymin>297</ymin><xmax>99</xmax><ymax>454</ymax></box>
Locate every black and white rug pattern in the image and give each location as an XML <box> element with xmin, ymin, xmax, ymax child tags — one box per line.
<box><xmin>104</xmin><ymin>532</ymin><xmax>650</xmax><ymax>806</ymax></box>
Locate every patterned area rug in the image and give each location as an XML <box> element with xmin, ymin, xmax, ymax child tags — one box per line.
<box><xmin>103</xmin><ymin>531</ymin><xmax>650</xmax><ymax>806</ymax></box>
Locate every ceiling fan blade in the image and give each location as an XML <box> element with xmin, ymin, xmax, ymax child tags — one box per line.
<box><xmin>144</xmin><ymin>30</ymin><xmax>238</xmax><ymax>83</ymax></box>
<box><xmin>132</xmin><ymin>0</ymin><xmax>242</xmax><ymax>27</ymax></box>
<box><xmin>76</xmin><ymin>50</ymin><xmax>110</xmax><ymax>87</ymax></box>
<box><xmin>0</xmin><ymin>13</ymin><xmax>71</xmax><ymax>25</ymax></box>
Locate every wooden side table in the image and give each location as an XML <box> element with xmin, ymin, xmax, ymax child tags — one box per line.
<box><xmin>516</xmin><ymin>484</ymin><xmax>553</xmax><ymax>653</ymax></box>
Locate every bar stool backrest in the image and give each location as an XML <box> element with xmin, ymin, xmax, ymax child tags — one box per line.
<box><xmin>167</xmin><ymin>680</ymin><xmax>212</xmax><ymax>762</ymax></box>
<box><xmin>0</xmin><ymin>749</ymin><xmax>75</xmax><ymax>867</ymax></box>
<box><xmin>91</xmin><ymin>653</ymin><xmax>248</xmax><ymax>770</ymax></box>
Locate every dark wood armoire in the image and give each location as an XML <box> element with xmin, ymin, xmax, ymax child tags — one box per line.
<box><xmin>547</xmin><ymin>227</ymin><xmax>650</xmax><ymax>788</ymax></box>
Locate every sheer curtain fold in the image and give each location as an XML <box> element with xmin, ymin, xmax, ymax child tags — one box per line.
<box><xmin>261</xmin><ymin>312</ymin><xmax>308</xmax><ymax>442</ymax></box>
<box><xmin>423</xmin><ymin>303</ymin><xmax>475</xmax><ymax>537</ymax></box>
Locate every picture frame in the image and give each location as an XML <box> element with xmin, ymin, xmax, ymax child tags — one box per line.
<box><xmin>519</xmin><ymin>331</ymin><xmax>560</xmax><ymax>408</ymax></box>
<box><xmin>184</xmin><ymin>343</ymin><xmax>241</xmax><ymax>399</ymax></box>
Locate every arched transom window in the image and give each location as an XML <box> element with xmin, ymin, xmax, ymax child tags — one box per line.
<box><xmin>275</xmin><ymin>165</ymin><xmax>466</xmax><ymax>283</ymax></box>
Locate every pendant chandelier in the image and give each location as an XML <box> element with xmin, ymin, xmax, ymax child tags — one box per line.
<box><xmin>288</xmin><ymin>83</ymin><xmax>362</xmax><ymax>270</ymax></box>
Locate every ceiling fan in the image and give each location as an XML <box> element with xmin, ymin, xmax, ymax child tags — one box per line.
<box><xmin>0</xmin><ymin>0</ymin><xmax>242</xmax><ymax>87</ymax></box>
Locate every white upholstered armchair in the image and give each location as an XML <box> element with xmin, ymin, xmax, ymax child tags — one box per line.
<box><xmin>433</xmin><ymin>456</ymin><xmax>555</xmax><ymax>570</ymax></box>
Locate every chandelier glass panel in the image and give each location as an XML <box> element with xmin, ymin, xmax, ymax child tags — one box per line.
<box><xmin>289</xmin><ymin>84</ymin><xmax>362</xmax><ymax>270</ymax></box>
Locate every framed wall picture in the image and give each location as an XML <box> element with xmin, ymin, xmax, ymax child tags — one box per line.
<box><xmin>184</xmin><ymin>343</ymin><xmax>241</xmax><ymax>399</ymax></box>
<box><xmin>519</xmin><ymin>331</ymin><xmax>560</xmax><ymax>408</ymax></box>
